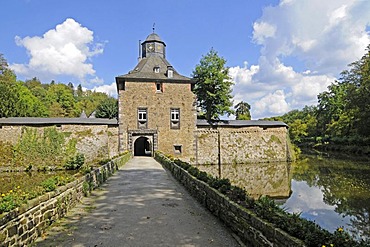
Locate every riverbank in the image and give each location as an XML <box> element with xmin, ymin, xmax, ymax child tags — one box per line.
<box><xmin>299</xmin><ymin>144</ymin><xmax>370</xmax><ymax>161</ymax></box>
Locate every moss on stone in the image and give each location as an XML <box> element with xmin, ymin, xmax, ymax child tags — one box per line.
<box><xmin>75</xmin><ymin>129</ymin><xmax>93</xmax><ymax>138</ymax></box>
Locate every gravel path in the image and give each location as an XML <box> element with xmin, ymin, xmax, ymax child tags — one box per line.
<box><xmin>35</xmin><ymin>157</ymin><xmax>241</xmax><ymax>247</ymax></box>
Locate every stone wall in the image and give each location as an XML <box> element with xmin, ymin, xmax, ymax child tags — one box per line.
<box><xmin>0</xmin><ymin>121</ymin><xmax>119</xmax><ymax>163</ymax></box>
<box><xmin>118</xmin><ymin>81</ymin><xmax>197</xmax><ymax>160</ymax></box>
<box><xmin>155</xmin><ymin>153</ymin><xmax>304</xmax><ymax>247</ymax></box>
<box><xmin>0</xmin><ymin>153</ymin><xmax>131</xmax><ymax>247</ymax></box>
<box><xmin>195</xmin><ymin>126</ymin><xmax>291</xmax><ymax>164</ymax></box>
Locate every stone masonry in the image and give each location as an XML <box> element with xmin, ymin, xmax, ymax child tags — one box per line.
<box><xmin>0</xmin><ymin>153</ymin><xmax>130</xmax><ymax>247</ymax></box>
<box><xmin>0</xmin><ymin>118</ymin><xmax>119</xmax><ymax>164</ymax></box>
<box><xmin>195</xmin><ymin>125</ymin><xmax>291</xmax><ymax>164</ymax></box>
<box><xmin>117</xmin><ymin>81</ymin><xmax>197</xmax><ymax>160</ymax></box>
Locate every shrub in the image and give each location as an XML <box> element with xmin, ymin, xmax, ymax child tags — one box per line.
<box><xmin>174</xmin><ymin>159</ymin><xmax>191</xmax><ymax>170</ymax></box>
<box><xmin>41</xmin><ymin>178</ymin><xmax>57</xmax><ymax>192</ymax></box>
<box><xmin>64</xmin><ymin>153</ymin><xmax>85</xmax><ymax>170</ymax></box>
<box><xmin>187</xmin><ymin>166</ymin><xmax>200</xmax><ymax>177</ymax></box>
<box><xmin>0</xmin><ymin>193</ymin><xmax>22</xmax><ymax>213</ymax></box>
<box><xmin>82</xmin><ymin>181</ymin><xmax>90</xmax><ymax>197</ymax></box>
<box><xmin>228</xmin><ymin>186</ymin><xmax>246</xmax><ymax>202</ymax></box>
<box><xmin>197</xmin><ymin>171</ymin><xmax>209</xmax><ymax>183</ymax></box>
<box><xmin>209</xmin><ymin>177</ymin><xmax>231</xmax><ymax>191</ymax></box>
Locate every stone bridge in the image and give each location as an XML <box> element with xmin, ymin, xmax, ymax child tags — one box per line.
<box><xmin>1</xmin><ymin>155</ymin><xmax>304</xmax><ymax>246</ymax></box>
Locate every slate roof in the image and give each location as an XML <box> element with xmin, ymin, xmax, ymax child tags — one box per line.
<box><xmin>116</xmin><ymin>56</ymin><xmax>192</xmax><ymax>82</ymax></box>
<box><xmin>116</xmin><ymin>32</ymin><xmax>192</xmax><ymax>83</ymax></box>
<box><xmin>0</xmin><ymin>117</ymin><xmax>118</xmax><ymax>126</ymax></box>
<box><xmin>117</xmin><ymin>56</ymin><xmax>192</xmax><ymax>83</ymax></box>
<box><xmin>144</xmin><ymin>33</ymin><xmax>163</xmax><ymax>43</ymax></box>
<box><xmin>196</xmin><ymin>119</ymin><xmax>288</xmax><ymax>128</ymax></box>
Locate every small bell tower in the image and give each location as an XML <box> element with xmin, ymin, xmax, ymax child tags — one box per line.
<box><xmin>141</xmin><ymin>30</ymin><xmax>166</xmax><ymax>58</ymax></box>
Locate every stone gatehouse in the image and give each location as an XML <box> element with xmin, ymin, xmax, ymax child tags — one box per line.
<box><xmin>115</xmin><ymin>32</ymin><xmax>292</xmax><ymax>163</ymax></box>
<box><xmin>0</xmin><ymin>32</ymin><xmax>292</xmax><ymax>164</ymax></box>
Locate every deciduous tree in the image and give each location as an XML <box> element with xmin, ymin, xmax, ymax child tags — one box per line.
<box><xmin>235</xmin><ymin>101</ymin><xmax>251</xmax><ymax>120</ymax></box>
<box><xmin>192</xmin><ymin>49</ymin><xmax>234</xmax><ymax>123</ymax></box>
<box><xmin>95</xmin><ymin>97</ymin><xmax>118</xmax><ymax>119</ymax></box>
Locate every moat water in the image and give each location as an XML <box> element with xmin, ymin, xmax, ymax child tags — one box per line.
<box><xmin>197</xmin><ymin>153</ymin><xmax>370</xmax><ymax>241</ymax></box>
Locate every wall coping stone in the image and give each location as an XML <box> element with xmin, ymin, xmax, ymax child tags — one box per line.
<box><xmin>0</xmin><ymin>117</ymin><xmax>118</xmax><ymax>126</ymax></box>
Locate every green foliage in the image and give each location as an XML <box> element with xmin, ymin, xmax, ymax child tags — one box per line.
<box><xmin>0</xmin><ymin>53</ymin><xmax>116</xmax><ymax>118</ymax></box>
<box><xmin>192</xmin><ymin>48</ymin><xmax>234</xmax><ymax>122</ymax></box>
<box><xmin>95</xmin><ymin>97</ymin><xmax>118</xmax><ymax>119</ymax></box>
<box><xmin>0</xmin><ymin>191</ymin><xmax>23</xmax><ymax>213</ymax></box>
<box><xmin>46</xmin><ymin>83</ymin><xmax>79</xmax><ymax>117</ymax></box>
<box><xmin>265</xmin><ymin>45</ymin><xmax>370</xmax><ymax>153</ymax></box>
<box><xmin>235</xmin><ymin>101</ymin><xmax>251</xmax><ymax>120</ymax></box>
<box><xmin>174</xmin><ymin>159</ymin><xmax>191</xmax><ymax>170</ymax></box>
<box><xmin>13</xmin><ymin>127</ymin><xmax>68</xmax><ymax>168</ymax></box>
<box><xmin>0</xmin><ymin>174</ymin><xmax>74</xmax><ymax>214</ymax></box>
<box><xmin>0</xmin><ymin>81</ymin><xmax>18</xmax><ymax>118</ymax></box>
<box><xmin>0</xmin><ymin>141</ymin><xmax>13</xmax><ymax>165</ymax></box>
<box><xmin>41</xmin><ymin>178</ymin><xmax>57</xmax><ymax>192</ymax></box>
<box><xmin>82</xmin><ymin>181</ymin><xmax>91</xmax><ymax>196</ymax></box>
<box><xmin>64</xmin><ymin>153</ymin><xmax>85</xmax><ymax>170</ymax></box>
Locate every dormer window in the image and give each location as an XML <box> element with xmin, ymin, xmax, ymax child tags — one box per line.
<box><xmin>154</xmin><ymin>66</ymin><xmax>160</xmax><ymax>73</ymax></box>
<box><xmin>167</xmin><ymin>66</ymin><xmax>173</xmax><ymax>78</ymax></box>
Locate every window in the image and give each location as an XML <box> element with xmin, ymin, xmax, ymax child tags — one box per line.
<box><xmin>171</xmin><ymin>109</ymin><xmax>179</xmax><ymax>122</ymax></box>
<box><xmin>174</xmin><ymin>145</ymin><xmax>182</xmax><ymax>154</ymax></box>
<box><xmin>154</xmin><ymin>66</ymin><xmax>160</xmax><ymax>73</ymax></box>
<box><xmin>156</xmin><ymin>82</ymin><xmax>163</xmax><ymax>92</ymax></box>
<box><xmin>118</xmin><ymin>81</ymin><xmax>125</xmax><ymax>91</ymax></box>
<box><xmin>138</xmin><ymin>109</ymin><xmax>147</xmax><ymax>121</ymax></box>
<box><xmin>138</xmin><ymin>108</ymin><xmax>147</xmax><ymax>129</ymax></box>
<box><xmin>170</xmin><ymin>108</ymin><xmax>180</xmax><ymax>129</ymax></box>
<box><xmin>167</xmin><ymin>66</ymin><xmax>173</xmax><ymax>78</ymax></box>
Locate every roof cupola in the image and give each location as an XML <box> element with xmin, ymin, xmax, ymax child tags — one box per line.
<box><xmin>141</xmin><ymin>32</ymin><xmax>166</xmax><ymax>58</ymax></box>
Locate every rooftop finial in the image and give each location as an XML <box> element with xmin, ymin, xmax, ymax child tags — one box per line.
<box><xmin>152</xmin><ymin>23</ymin><xmax>155</xmax><ymax>33</ymax></box>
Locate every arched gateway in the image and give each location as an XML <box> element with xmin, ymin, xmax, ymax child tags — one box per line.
<box><xmin>134</xmin><ymin>136</ymin><xmax>152</xmax><ymax>156</ymax></box>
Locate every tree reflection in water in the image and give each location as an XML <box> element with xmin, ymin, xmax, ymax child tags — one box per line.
<box><xmin>286</xmin><ymin>154</ymin><xmax>370</xmax><ymax>241</ymax></box>
<box><xmin>197</xmin><ymin>154</ymin><xmax>370</xmax><ymax>241</ymax></box>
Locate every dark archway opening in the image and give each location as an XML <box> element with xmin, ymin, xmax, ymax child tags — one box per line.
<box><xmin>134</xmin><ymin>137</ymin><xmax>151</xmax><ymax>156</ymax></box>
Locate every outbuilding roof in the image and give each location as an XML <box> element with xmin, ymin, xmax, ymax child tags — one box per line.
<box><xmin>0</xmin><ymin>117</ymin><xmax>118</xmax><ymax>126</ymax></box>
<box><xmin>196</xmin><ymin>119</ymin><xmax>288</xmax><ymax>128</ymax></box>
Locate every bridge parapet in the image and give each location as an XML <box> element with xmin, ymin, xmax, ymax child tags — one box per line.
<box><xmin>0</xmin><ymin>152</ymin><xmax>131</xmax><ymax>246</ymax></box>
<box><xmin>155</xmin><ymin>152</ymin><xmax>305</xmax><ymax>247</ymax></box>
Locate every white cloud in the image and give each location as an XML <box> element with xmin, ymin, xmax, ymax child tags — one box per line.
<box><xmin>90</xmin><ymin>76</ymin><xmax>104</xmax><ymax>85</ymax></box>
<box><xmin>10</xmin><ymin>18</ymin><xmax>104</xmax><ymax>84</ymax></box>
<box><xmin>92</xmin><ymin>82</ymin><xmax>117</xmax><ymax>97</ymax></box>
<box><xmin>254</xmin><ymin>90</ymin><xmax>290</xmax><ymax>117</ymax></box>
<box><xmin>230</xmin><ymin>0</ymin><xmax>370</xmax><ymax>119</ymax></box>
<box><xmin>252</xmin><ymin>21</ymin><xmax>276</xmax><ymax>44</ymax></box>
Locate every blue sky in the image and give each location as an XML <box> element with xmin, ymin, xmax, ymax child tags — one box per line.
<box><xmin>1</xmin><ymin>0</ymin><xmax>369</xmax><ymax>119</ymax></box>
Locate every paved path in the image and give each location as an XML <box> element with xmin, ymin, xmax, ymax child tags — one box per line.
<box><xmin>35</xmin><ymin>157</ymin><xmax>241</xmax><ymax>247</ymax></box>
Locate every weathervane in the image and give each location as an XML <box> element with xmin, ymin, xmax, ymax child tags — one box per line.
<box><xmin>153</xmin><ymin>23</ymin><xmax>155</xmax><ymax>33</ymax></box>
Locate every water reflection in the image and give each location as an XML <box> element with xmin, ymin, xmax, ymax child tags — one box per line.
<box><xmin>197</xmin><ymin>154</ymin><xmax>370</xmax><ymax>241</ymax></box>
<box><xmin>284</xmin><ymin>155</ymin><xmax>370</xmax><ymax>241</ymax></box>
<box><xmin>197</xmin><ymin>162</ymin><xmax>291</xmax><ymax>199</ymax></box>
